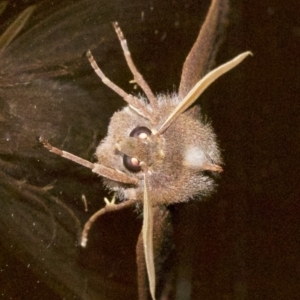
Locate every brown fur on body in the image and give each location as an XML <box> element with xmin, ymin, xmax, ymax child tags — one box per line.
<box><xmin>96</xmin><ymin>93</ymin><xmax>222</xmax><ymax>207</ymax></box>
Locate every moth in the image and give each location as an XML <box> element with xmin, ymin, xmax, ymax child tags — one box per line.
<box><xmin>40</xmin><ymin>0</ymin><xmax>251</xmax><ymax>298</ymax></box>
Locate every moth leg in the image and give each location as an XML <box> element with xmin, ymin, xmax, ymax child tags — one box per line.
<box><xmin>112</xmin><ymin>22</ymin><xmax>159</xmax><ymax>117</ymax></box>
<box><xmin>40</xmin><ymin>137</ymin><xmax>138</xmax><ymax>185</ymax></box>
<box><xmin>39</xmin><ymin>136</ymin><xmax>94</xmax><ymax>169</ymax></box>
<box><xmin>202</xmin><ymin>162</ymin><xmax>223</xmax><ymax>173</ymax></box>
<box><xmin>81</xmin><ymin>197</ymin><xmax>137</xmax><ymax>247</ymax></box>
<box><xmin>86</xmin><ymin>50</ymin><xmax>152</xmax><ymax>121</ymax></box>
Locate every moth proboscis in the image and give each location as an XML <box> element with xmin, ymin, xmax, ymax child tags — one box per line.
<box><xmin>40</xmin><ymin>0</ymin><xmax>252</xmax><ymax>299</ymax></box>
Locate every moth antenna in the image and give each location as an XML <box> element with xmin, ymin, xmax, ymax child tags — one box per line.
<box><xmin>86</xmin><ymin>50</ymin><xmax>154</xmax><ymax>122</ymax></box>
<box><xmin>157</xmin><ymin>51</ymin><xmax>253</xmax><ymax>134</ymax></box>
<box><xmin>113</xmin><ymin>22</ymin><xmax>159</xmax><ymax>122</ymax></box>
<box><xmin>39</xmin><ymin>137</ymin><xmax>138</xmax><ymax>185</ymax></box>
<box><xmin>141</xmin><ymin>168</ymin><xmax>156</xmax><ymax>300</ymax></box>
<box><xmin>178</xmin><ymin>0</ymin><xmax>229</xmax><ymax>98</ymax></box>
<box><xmin>81</xmin><ymin>197</ymin><xmax>137</xmax><ymax>247</ymax></box>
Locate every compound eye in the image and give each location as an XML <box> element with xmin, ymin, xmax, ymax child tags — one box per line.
<box><xmin>129</xmin><ymin>126</ymin><xmax>152</xmax><ymax>139</ymax></box>
<box><xmin>123</xmin><ymin>155</ymin><xmax>141</xmax><ymax>172</ymax></box>
<box><xmin>123</xmin><ymin>126</ymin><xmax>151</xmax><ymax>172</ymax></box>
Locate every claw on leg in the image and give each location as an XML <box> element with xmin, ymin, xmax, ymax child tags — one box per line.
<box><xmin>104</xmin><ymin>194</ymin><xmax>116</xmax><ymax>207</ymax></box>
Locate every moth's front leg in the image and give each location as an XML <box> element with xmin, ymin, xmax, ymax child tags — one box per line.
<box><xmin>81</xmin><ymin>196</ymin><xmax>137</xmax><ymax>247</ymax></box>
<box><xmin>136</xmin><ymin>205</ymin><xmax>175</xmax><ymax>300</ymax></box>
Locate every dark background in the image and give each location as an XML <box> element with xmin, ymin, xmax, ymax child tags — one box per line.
<box><xmin>0</xmin><ymin>0</ymin><xmax>299</xmax><ymax>299</ymax></box>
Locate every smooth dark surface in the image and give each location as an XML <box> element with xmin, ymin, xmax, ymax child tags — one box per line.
<box><xmin>0</xmin><ymin>0</ymin><xmax>299</xmax><ymax>299</ymax></box>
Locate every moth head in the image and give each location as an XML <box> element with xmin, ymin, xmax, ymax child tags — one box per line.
<box><xmin>94</xmin><ymin>46</ymin><xmax>251</xmax><ymax>205</ymax></box>
<box><xmin>96</xmin><ymin>94</ymin><xmax>222</xmax><ymax>206</ymax></box>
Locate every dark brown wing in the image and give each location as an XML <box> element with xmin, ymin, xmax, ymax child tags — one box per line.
<box><xmin>178</xmin><ymin>0</ymin><xmax>229</xmax><ymax>99</ymax></box>
<box><xmin>0</xmin><ymin>1</ymin><xmax>136</xmax><ymax>299</ymax></box>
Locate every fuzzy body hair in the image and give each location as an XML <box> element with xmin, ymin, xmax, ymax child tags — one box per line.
<box><xmin>96</xmin><ymin>93</ymin><xmax>222</xmax><ymax>206</ymax></box>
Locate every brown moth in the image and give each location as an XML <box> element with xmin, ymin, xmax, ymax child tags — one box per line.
<box><xmin>40</xmin><ymin>0</ymin><xmax>251</xmax><ymax>298</ymax></box>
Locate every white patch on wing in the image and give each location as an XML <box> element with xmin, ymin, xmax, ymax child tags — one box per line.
<box><xmin>183</xmin><ymin>146</ymin><xmax>208</xmax><ymax>169</ymax></box>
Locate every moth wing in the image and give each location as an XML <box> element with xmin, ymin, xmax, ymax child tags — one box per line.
<box><xmin>178</xmin><ymin>0</ymin><xmax>229</xmax><ymax>99</ymax></box>
<box><xmin>0</xmin><ymin>1</ymin><xmax>134</xmax><ymax>298</ymax></box>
